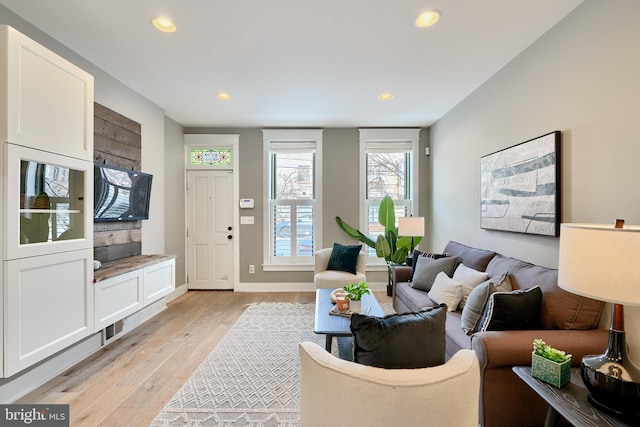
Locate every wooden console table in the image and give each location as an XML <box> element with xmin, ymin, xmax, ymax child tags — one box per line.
<box><xmin>513</xmin><ymin>366</ymin><xmax>633</xmax><ymax>426</ymax></box>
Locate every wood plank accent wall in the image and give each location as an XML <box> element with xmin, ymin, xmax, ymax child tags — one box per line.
<box><xmin>93</xmin><ymin>103</ymin><xmax>143</xmax><ymax>263</ymax></box>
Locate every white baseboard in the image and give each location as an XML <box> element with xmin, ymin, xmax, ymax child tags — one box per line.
<box><xmin>167</xmin><ymin>283</ymin><xmax>188</xmax><ymax>302</ymax></box>
<box><xmin>235</xmin><ymin>281</ymin><xmax>387</xmax><ymax>292</ymax></box>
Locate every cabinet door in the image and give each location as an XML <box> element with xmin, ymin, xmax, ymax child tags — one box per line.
<box><xmin>143</xmin><ymin>259</ymin><xmax>175</xmax><ymax>306</ymax></box>
<box><xmin>95</xmin><ymin>269</ymin><xmax>143</xmax><ymax>329</ymax></box>
<box><xmin>4</xmin><ymin>249</ymin><xmax>93</xmax><ymax>377</ymax></box>
<box><xmin>0</xmin><ymin>25</ymin><xmax>94</xmax><ymax>161</ymax></box>
<box><xmin>4</xmin><ymin>144</ymin><xmax>93</xmax><ymax>260</ymax></box>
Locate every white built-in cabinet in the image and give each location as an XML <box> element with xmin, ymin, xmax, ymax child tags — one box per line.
<box><xmin>94</xmin><ymin>258</ymin><xmax>175</xmax><ymax>330</ymax></box>
<box><xmin>0</xmin><ymin>25</ymin><xmax>94</xmax><ymax>377</ymax></box>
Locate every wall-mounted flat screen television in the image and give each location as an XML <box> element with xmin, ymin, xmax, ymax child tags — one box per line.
<box><xmin>94</xmin><ymin>162</ymin><xmax>153</xmax><ymax>222</ymax></box>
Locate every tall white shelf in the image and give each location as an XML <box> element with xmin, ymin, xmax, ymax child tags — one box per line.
<box><xmin>0</xmin><ymin>25</ymin><xmax>94</xmax><ymax>377</ymax></box>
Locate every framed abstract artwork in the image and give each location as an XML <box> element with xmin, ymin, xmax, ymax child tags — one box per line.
<box><xmin>481</xmin><ymin>131</ymin><xmax>561</xmax><ymax>237</ymax></box>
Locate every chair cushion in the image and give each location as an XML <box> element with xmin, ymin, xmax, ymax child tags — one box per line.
<box><xmin>410</xmin><ymin>255</ymin><xmax>458</xmax><ymax>291</ymax></box>
<box><xmin>351</xmin><ymin>305</ymin><xmax>446</xmax><ymax>369</ymax></box>
<box><xmin>327</xmin><ymin>243</ymin><xmax>362</xmax><ymax>274</ymax></box>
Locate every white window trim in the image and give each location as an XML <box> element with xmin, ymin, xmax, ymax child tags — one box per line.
<box><xmin>359</xmin><ymin>128</ymin><xmax>420</xmax><ymax>268</ymax></box>
<box><xmin>262</xmin><ymin>129</ymin><xmax>323</xmax><ymax>271</ymax></box>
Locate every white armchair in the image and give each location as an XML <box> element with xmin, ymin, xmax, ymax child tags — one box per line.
<box><xmin>298</xmin><ymin>341</ymin><xmax>480</xmax><ymax>427</ymax></box>
<box><xmin>313</xmin><ymin>247</ymin><xmax>366</xmax><ymax>289</ymax></box>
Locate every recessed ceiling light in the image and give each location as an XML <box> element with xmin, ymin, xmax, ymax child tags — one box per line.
<box><xmin>152</xmin><ymin>17</ymin><xmax>177</xmax><ymax>33</ymax></box>
<box><xmin>216</xmin><ymin>92</ymin><xmax>232</xmax><ymax>101</ymax></box>
<box><xmin>378</xmin><ymin>92</ymin><xmax>394</xmax><ymax>101</ymax></box>
<box><xmin>415</xmin><ymin>10</ymin><xmax>441</xmax><ymax>28</ymax></box>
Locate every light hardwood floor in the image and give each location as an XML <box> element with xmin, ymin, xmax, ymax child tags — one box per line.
<box><xmin>18</xmin><ymin>290</ymin><xmax>391</xmax><ymax>426</ymax></box>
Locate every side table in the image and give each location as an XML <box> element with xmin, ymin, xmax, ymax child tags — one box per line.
<box><xmin>513</xmin><ymin>366</ymin><xmax>633</xmax><ymax>426</ymax></box>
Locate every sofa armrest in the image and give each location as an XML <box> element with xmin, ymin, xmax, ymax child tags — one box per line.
<box><xmin>471</xmin><ymin>329</ymin><xmax>610</xmax><ymax>370</ymax></box>
<box><xmin>391</xmin><ymin>265</ymin><xmax>412</xmax><ymax>284</ymax></box>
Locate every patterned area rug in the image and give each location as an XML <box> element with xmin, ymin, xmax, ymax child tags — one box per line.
<box><xmin>151</xmin><ymin>301</ymin><xmax>392</xmax><ymax>427</ymax></box>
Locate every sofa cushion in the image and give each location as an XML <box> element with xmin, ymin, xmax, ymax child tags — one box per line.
<box><xmin>408</xmin><ymin>249</ymin><xmax>449</xmax><ymax>281</ymax></box>
<box><xmin>428</xmin><ymin>272</ymin><xmax>463</xmax><ymax>311</ymax></box>
<box><xmin>478</xmin><ymin>286</ymin><xmax>543</xmax><ymax>332</ymax></box>
<box><xmin>351</xmin><ymin>305</ymin><xmax>446</xmax><ymax>369</ymax></box>
<box><xmin>460</xmin><ymin>272</ymin><xmax>512</xmax><ymax>334</ymax></box>
<box><xmin>485</xmin><ymin>254</ymin><xmax>603</xmax><ymax>329</ymax></box>
<box><xmin>410</xmin><ymin>256</ymin><xmax>459</xmax><ymax>291</ymax></box>
<box><xmin>443</xmin><ymin>241</ymin><xmax>497</xmax><ymax>272</ymax></box>
<box><xmin>394</xmin><ymin>282</ymin><xmax>436</xmax><ymax>313</ymax></box>
<box><xmin>327</xmin><ymin>243</ymin><xmax>362</xmax><ymax>274</ymax></box>
<box><xmin>453</xmin><ymin>264</ymin><xmax>489</xmax><ymax>310</ymax></box>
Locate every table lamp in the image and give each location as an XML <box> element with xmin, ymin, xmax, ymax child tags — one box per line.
<box><xmin>558</xmin><ymin>221</ymin><xmax>640</xmax><ymax>417</ymax></box>
<box><xmin>398</xmin><ymin>216</ymin><xmax>424</xmax><ymax>266</ymax></box>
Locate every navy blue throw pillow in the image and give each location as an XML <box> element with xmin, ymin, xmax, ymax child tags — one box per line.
<box><xmin>327</xmin><ymin>243</ymin><xmax>362</xmax><ymax>274</ymax></box>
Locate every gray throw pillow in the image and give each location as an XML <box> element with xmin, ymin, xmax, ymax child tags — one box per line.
<box><xmin>350</xmin><ymin>304</ymin><xmax>446</xmax><ymax>369</ymax></box>
<box><xmin>410</xmin><ymin>255</ymin><xmax>458</xmax><ymax>291</ymax></box>
<box><xmin>460</xmin><ymin>272</ymin><xmax>512</xmax><ymax>334</ymax></box>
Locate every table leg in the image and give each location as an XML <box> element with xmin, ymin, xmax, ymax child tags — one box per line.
<box><xmin>325</xmin><ymin>334</ymin><xmax>332</xmax><ymax>352</ymax></box>
<box><xmin>544</xmin><ymin>406</ymin><xmax>560</xmax><ymax>427</ymax></box>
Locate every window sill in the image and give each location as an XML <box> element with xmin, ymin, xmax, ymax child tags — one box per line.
<box><xmin>262</xmin><ymin>264</ymin><xmax>314</xmax><ymax>272</ymax></box>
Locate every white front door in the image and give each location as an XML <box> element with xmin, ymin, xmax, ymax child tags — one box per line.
<box><xmin>187</xmin><ymin>170</ymin><xmax>234</xmax><ymax>289</ymax></box>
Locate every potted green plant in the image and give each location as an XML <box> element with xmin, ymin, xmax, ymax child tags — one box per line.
<box><xmin>336</xmin><ymin>195</ymin><xmax>422</xmax><ymax>296</ymax></box>
<box><xmin>532</xmin><ymin>339</ymin><xmax>572</xmax><ymax>388</ymax></box>
<box><xmin>342</xmin><ymin>281</ymin><xmax>371</xmax><ymax>313</ymax></box>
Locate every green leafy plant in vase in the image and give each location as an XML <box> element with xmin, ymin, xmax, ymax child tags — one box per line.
<box><xmin>343</xmin><ymin>281</ymin><xmax>370</xmax><ymax>314</ymax></box>
<box><xmin>336</xmin><ymin>195</ymin><xmax>422</xmax><ymax>296</ymax></box>
<box><xmin>532</xmin><ymin>339</ymin><xmax>572</xmax><ymax>388</ymax></box>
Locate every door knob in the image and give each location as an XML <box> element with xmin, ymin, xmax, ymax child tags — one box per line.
<box><xmin>227</xmin><ymin>235</ymin><xmax>233</xmax><ymax>240</ymax></box>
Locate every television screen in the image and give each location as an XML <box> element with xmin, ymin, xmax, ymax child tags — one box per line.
<box><xmin>94</xmin><ymin>163</ymin><xmax>153</xmax><ymax>222</ymax></box>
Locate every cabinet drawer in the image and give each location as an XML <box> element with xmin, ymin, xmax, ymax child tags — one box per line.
<box><xmin>95</xmin><ymin>269</ymin><xmax>143</xmax><ymax>329</ymax></box>
<box><xmin>143</xmin><ymin>259</ymin><xmax>175</xmax><ymax>306</ymax></box>
<box><xmin>4</xmin><ymin>250</ymin><xmax>93</xmax><ymax>377</ymax></box>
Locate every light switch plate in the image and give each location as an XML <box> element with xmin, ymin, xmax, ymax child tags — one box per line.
<box><xmin>240</xmin><ymin>216</ymin><xmax>254</xmax><ymax>224</ymax></box>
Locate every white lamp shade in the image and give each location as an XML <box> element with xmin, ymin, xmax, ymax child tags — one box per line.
<box><xmin>398</xmin><ymin>217</ymin><xmax>425</xmax><ymax>237</ymax></box>
<box><xmin>558</xmin><ymin>223</ymin><xmax>640</xmax><ymax>306</ymax></box>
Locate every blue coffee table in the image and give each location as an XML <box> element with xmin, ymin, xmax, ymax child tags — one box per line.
<box><xmin>313</xmin><ymin>288</ymin><xmax>385</xmax><ymax>352</ymax></box>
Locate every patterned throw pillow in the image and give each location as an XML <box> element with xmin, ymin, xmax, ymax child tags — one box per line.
<box><xmin>428</xmin><ymin>272</ymin><xmax>463</xmax><ymax>311</ymax></box>
<box><xmin>326</xmin><ymin>243</ymin><xmax>362</xmax><ymax>274</ymax></box>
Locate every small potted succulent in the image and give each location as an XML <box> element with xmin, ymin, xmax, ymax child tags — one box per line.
<box><xmin>343</xmin><ymin>281</ymin><xmax>371</xmax><ymax>314</ymax></box>
<box><xmin>532</xmin><ymin>339</ymin><xmax>572</xmax><ymax>388</ymax></box>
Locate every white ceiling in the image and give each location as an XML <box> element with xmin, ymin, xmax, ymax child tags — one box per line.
<box><xmin>0</xmin><ymin>0</ymin><xmax>583</xmax><ymax>128</ymax></box>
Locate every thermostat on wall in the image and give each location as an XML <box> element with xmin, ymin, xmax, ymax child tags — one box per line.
<box><xmin>240</xmin><ymin>198</ymin><xmax>254</xmax><ymax>209</ymax></box>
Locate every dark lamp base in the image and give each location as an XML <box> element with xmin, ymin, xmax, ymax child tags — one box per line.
<box><xmin>581</xmin><ymin>329</ymin><xmax>640</xmax><ymax>419</ymax></box>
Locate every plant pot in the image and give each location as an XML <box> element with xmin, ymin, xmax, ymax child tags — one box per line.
<box><xmin>531</xmin><ymin>352</ymin><xmax>571</xmax><ymax>388</ymax></box>
<box><xmin>350</xmin><ymin>300</ymin><xmax>362</xmax><ymax>314</ymax></box>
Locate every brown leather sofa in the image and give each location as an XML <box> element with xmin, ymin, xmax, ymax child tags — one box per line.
<box><xmin>392</xmin><ymin>241</ymin><xmax>609</xmax><ymax>427</ymax></box>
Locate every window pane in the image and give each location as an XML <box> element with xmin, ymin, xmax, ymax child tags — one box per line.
<box><xmin>273</xmin><ymin>152</ymin><xmax>314</xmax><ymax>200</ymax></box>
<box><xmin>366</xmin><ymin>152</ymin><xmax>407</xmax><ymax>200</ymax></box>
<box><xmin>272</xmin><ymin>203</ymin><xmax>315</xmax><ymax>258</ymax></box>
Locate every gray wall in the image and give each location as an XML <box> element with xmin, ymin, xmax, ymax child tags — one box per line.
<box><xmin>164</xmin><ymin>117</ymin><xmax>186</xmax><ymax>286</ymax></box>
<box><xmin>429</xmin><ymin>0</ymin><xmax>640</xmax><ymax>354</ymax></box>
<box><xmin>184</xmin><ymin>127</ymin><xmax>430</xmax><ymax>287</ymax></box>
